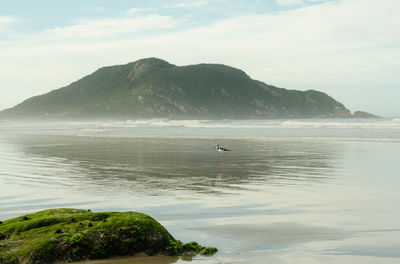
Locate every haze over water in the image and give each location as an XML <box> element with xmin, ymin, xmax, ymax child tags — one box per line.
<box><xmin>1</xmin><ymin>118</ymin><xmax>400</xmax><ymax>263</ymax></box>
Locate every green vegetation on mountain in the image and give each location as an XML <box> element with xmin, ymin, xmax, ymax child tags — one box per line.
<box><xmin>0</xmin><ymin>208</ymin><xmax>217</xmax><ymax>264</ymax></box>
<box><xmin>0</xmin><ymin>58</ymin><xmax>352</xmax><ymax>119</ymax></box>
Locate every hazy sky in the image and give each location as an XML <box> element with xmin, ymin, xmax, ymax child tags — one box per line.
<box><xmin>1</xmin><ymin>0</ymin><xmax>399</xmax><ymax>116</ymax></box>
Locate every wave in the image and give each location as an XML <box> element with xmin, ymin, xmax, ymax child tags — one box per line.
<box><xmin>71</xmin><ymin>133</ymin><xmax>400</xmax><ymax>143</ymax></box>
<box><xmin>280</xmin><ymin>119</ymin><xmax>400</xmax><ymax>129</ymax></box>
<box><xmin>99</xmin><ymin>118</ymin><xmax>400</xmax><ymax>130</ymax></box>
<box><xmin>2</xmin><ymin>118</ymin><xmax>400</xmax><ymax>142</ymax></box>
<box><xmin>102</xmin><ymin>119</ymin><xmax>275</xmax><ymax>129</ymax></box>
<box><xmin>79</xmin><ymin>128</ymin><xmax>104</xmax><ymax>133</ymax></box>
<box><xmin>2</xmin><ymin>118</ymin><xmax>400</xmax><ymax>130</ymax></box>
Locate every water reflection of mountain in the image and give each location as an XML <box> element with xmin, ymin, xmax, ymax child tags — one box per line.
<box><xmin>4</xmin><ymin>135</ymin><xmax>342</xmax><ymax>195</ymax></box>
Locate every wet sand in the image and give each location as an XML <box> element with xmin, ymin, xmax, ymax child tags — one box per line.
<box><xmin>1</xmin><ymin>129</ymin><xmax>400</xmax><ymax>263</ymax></box>
<box><xmin>75</xmin><ymin>253</ymin><xmax>178</xmax><ymax>264</ymax></box>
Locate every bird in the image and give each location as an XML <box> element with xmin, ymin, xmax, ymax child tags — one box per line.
<box><xmin>216</xmin><ymin>144</ymin><xmax>231</xmax><ymax>157</ymax></box>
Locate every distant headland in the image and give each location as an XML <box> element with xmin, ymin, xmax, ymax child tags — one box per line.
<box><xmin>0</xmin><ymin>58</ymin><xmax>378</xmax><ymax>120</ymax></box>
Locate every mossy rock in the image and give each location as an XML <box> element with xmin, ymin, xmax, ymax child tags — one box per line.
<box><xmin>166</xmin><ymin>240</ymin><xmax>218</xmax><ymax>256</ymax></box>
<box><xmin>0</xmin><ymin>208</ymin><xmax>217</xmax><ymax>264</ymax></box>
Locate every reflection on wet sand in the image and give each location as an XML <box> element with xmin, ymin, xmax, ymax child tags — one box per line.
<box><xmin>75</xmin><ymin>253</ymin><xmax>178</xmax><ymax>264</ymax></box>
<box><xmin>3</xmin><ymin>135</ymin><xmax>340</xmax><ymax>196</ymax></box>
<box><xmin>192</xmin><ymin>222</ymin><xmax>347</xmax><ymax>250</ymax></box>
<box><xmin>3</xmin><ymin>133</ymin><xmax>400</xmax><ymax>264</ymax></box>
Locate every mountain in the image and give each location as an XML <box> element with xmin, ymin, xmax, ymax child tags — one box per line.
<box><xmin>353</xmin><ymin>111</ymin><xmax>380</xmax><ymax>118</ymax></box>
<box><xmin>0</xmin><ymin>58</ymin><xmax>353</xmax><ymax>120</ymax></box>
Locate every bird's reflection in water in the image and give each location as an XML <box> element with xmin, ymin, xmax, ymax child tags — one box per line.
<box><xmin>5</xmin><ymin>135</ymin><xmax>339</xmax><ymax>196</ymax></box>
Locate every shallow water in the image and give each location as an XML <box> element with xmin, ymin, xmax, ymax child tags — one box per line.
<box><xmin>1</xmin><ymin>119</ymin><xmax>400</xmax><ymax>263</ymax></box>
<box><xmin>75</xmin><ymin>253</ymin><xmax>179</xmax><ymax>264</ymax></box>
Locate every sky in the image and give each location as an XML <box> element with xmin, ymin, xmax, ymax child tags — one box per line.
<box><xmin>0</xmin><ymin>0</ymin><xmax>399</xmax><ymax>117</ymax></box>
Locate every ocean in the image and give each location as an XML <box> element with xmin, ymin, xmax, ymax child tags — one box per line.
<box><xmin>1</xmin><ymin>118</ymin><xmax>399</xmax><ymax>263</ymax></box>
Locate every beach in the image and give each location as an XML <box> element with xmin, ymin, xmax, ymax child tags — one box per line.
<box><xmin>1</xmin><ymin>119</ymin><xmax>400</xmax><ymax>263</ymax></box>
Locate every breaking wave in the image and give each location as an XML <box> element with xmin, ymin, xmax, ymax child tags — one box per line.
<box><xmin>1</xmin><ymin>118</ymin><xmax>400</xmax><ymax>142</ymax></box>
<box><xmin>100</xmin><ymin>118</ymin><xmax>400</xmax><ymax>130</ymax></box>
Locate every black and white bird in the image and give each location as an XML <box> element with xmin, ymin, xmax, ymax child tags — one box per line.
<box><xmin>216</xmin><ymin>144</ymin><xmax>231</xmax><ymax>156</ymax></box>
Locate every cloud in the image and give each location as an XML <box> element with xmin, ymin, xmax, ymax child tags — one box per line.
<box><xmin>0</xmin><ymin>16</ymin><xmax>18</xmax><ymax>32</ymax></box>
<box><xmin>1</xmin><ymin>0</ymin><xmax>399</xmax><ymax>115</ymax></box>
<box><xmin>277</xmin><ymin>0</ymin><xmax>326</xmax><ymax>6</ymax></box>
<box><xmin>165</xmin><ymin>1</ymin><xmax>207</xmax><ymax>8</ymax></box>
<box><xmin>126</xmin><ymin>8</ymin><xmax>152</xmax><ymax>14</ymax></box>
<box><xmin>277</xmin><ymin>0</ymin><xmax>305</xmax><ymax>6</ymax></box>
<box><xmin>43</xmin><ymin>15</ymin><xmax>178</xmax><ymax>39</ymax></box>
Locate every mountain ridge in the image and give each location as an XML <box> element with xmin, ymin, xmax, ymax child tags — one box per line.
<box><xmin>0</xmin><ymin>58</ymin><xmax>355</xmax><ymax>120</ymax></box>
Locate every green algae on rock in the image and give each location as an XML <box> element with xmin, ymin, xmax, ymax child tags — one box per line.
<box><xmin>0</xmin><ymin>208</ymin><xmax>217</xmax><ymax>264</ymax></box>
<box><xmin>166</xmin><ymin>241</ymin><xmax>218</xmax><ymax>256</ymax></box>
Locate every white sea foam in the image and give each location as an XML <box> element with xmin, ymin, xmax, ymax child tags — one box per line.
<box><xmin>99</xmin><ymin>118</ymin><xmax>400</xmax><ymax>130</ymax></box>
<box><xmin>102</xmin><ymin>119</ymin><xmax>279</xmax><ymax>129</ymax></box>
<box><xmin>2</xmin><ymin>118</ymin><xmax>400</xmax><ymax>142</ymax></box>
<box><xmin>280</xmin><ymin>119</ymin><xmax>400</xmax><ymax>129</ymax></box>
<box><xmin>79</xmin><ymin>128</ymin><xmax>104</xmax><ymax>133</ymax></box>
<box><xmin>73</xmin><ymin>134</ymin><xmax>400</xmax><ymax>143</ymax></box>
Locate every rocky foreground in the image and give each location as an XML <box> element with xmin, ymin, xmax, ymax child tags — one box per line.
<box><xmin>0</xmin><ymin>208</ymin><xmax>217</xmax><ymax>264</ymax></box>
